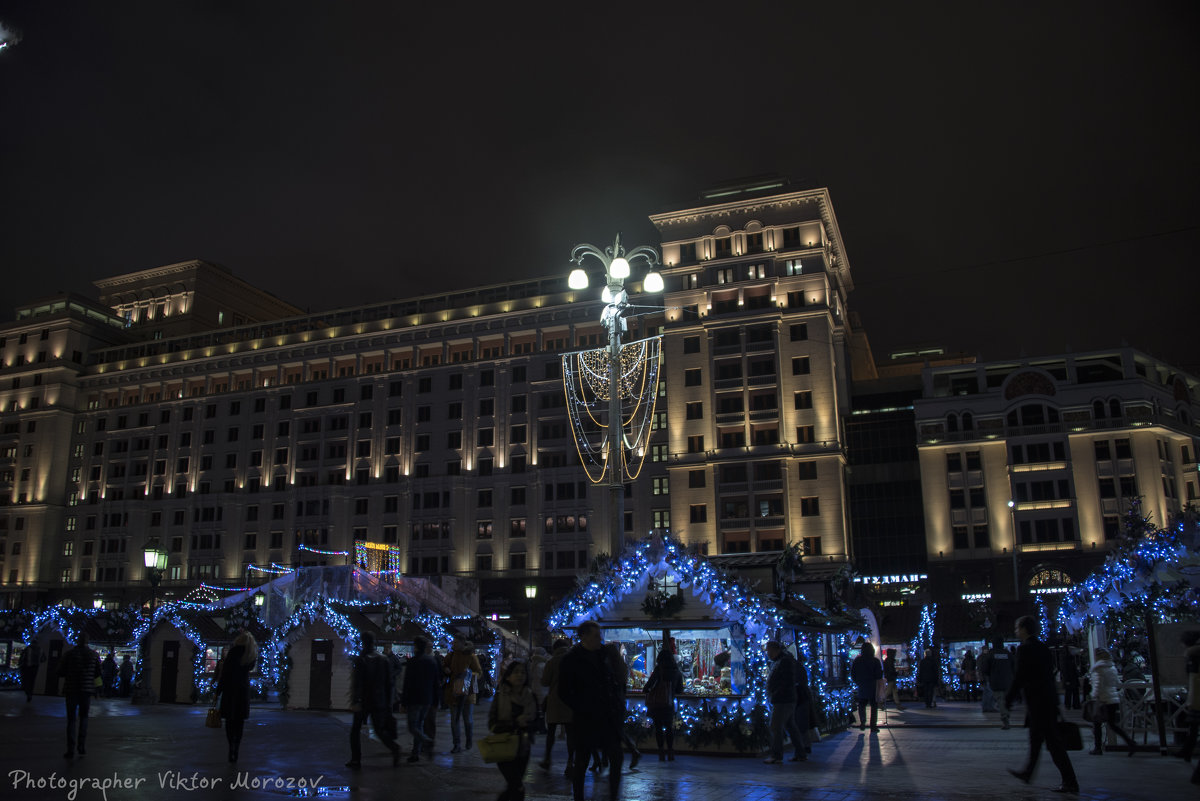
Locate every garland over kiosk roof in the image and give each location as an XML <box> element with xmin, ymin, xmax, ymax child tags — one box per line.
<box><xmin>548</xmin><ymin>535</ymin><xmax>779</xmax><ymax>642</ymax></box>
<box><xmin>546</xmin><ymin>535</ymin><xmax>866</xmax><ymax>752</ymax></box>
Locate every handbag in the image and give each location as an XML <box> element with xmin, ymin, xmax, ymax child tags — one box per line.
<box><xmin>1081</xmin><ymin>700</ymin><xmax>1097</xmax><ymax>723</ymax></box>
<box><xmin>453</xmin><ymin>668</ymin><xmax>474</xmax><ymax>697</ymax></box>
<box><xmin>205</xmin><ymin>705</ymin><xmax>222</xmax><ymax>729</ymax></box>
<box><xmin>477</xmin><ymin>732</ymin><xmax>520</xmax><ymax>763</ymax></box>
<box><xmin>1057</xmin><ymin>719</ymin><xmax>1083</xmax><ymax>751</ymax></box>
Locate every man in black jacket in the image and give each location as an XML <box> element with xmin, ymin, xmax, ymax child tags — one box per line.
<box><xmin>1004</xmin><ymin>616</ymin><xmax>1078</xmax><ymax>794</ymax></box>
<box><xmin>58</xmin><ymin>632</ymin><xmax>102</xmax><ymax>758</ymax></box>
<box><xmin>559</xmin><ymin>621</ymin><xmax>622</xmax><ymax>801</ymax></box>
<box><xmin>764</xmin><ymin>641</ymin><xmax>806</xmax><ymax>763</ymax></box>
<box><xmin>347</xmin><ymin>631</ymin><xmax>400</xmax><ymax>768</ymax></box>
<box><xmin>401</xmin><ymin>636</ymin><xmax>441</xmax><ymax>762</ymax></box>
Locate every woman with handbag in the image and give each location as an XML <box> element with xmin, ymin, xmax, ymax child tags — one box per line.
<box><xmin>850</xmin><ymin>641</ymin><xmax>884</xmax><ymax>732</ymax></box>
<box><xmin>216</xmin><ymin>631</ymin><xmax>258</xmax><ymax>764</ymax></box>
<box><xmin>487</xmin><ymin>660</ymin><xmax>536</xmax><ymax>801</ymax></box>
<box><xmin>1087</xmin><ymin>648</ymin><xmax>1136</xmax><ymax>756</ymax></box>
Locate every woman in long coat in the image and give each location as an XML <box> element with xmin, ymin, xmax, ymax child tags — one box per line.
<box><xmin>217</xmin><ymin>631</ymin><xmax>258</xmax><ymax>763</ymax></box>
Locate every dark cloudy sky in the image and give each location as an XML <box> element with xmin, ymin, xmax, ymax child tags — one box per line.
<box><xmin>1</xmin><ymin>2</ymin><xmax>1196</xmax><ymax>370</ymax></box>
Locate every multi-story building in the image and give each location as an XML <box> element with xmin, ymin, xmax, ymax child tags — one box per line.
<box><xmin>0</xmin><ymin>182</ymin><xmax>861</xmax><ymax>613</ymax></box>
<box><xmin>653</xmin><ymin>182</ymin><xmax>856</xmax><ymax>562</ymax></box>
<box><xmin>914</xmin><ymin>348</ymin><xmax>1200</xmax><ymax>615</ymax></box>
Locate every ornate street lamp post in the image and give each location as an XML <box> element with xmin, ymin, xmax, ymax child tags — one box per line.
<box><xmin>133</xmin><ymin>538</ymin><xmax>168</xmax><ymax>704</ymax></box>
<box><xmin>565</xmin><ymin>235</ymin><xmax>664</xmax><ymax>548</ymax></box>
<box><xmin>524</xmin><ymin>584</ymin><xmax>538</xmax><ymax>655</ymax></box>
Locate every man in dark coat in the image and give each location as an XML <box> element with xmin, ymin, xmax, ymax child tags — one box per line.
<box><xmin>57</xmin><ymin>632</ymin><xmax>102</xmax><ymax>758</ymax></box>
<box><xmin>1004</xmin><ymin>615</ymin><xmax>1078</xmax><ymax>794</ymax></box>
<box><xmin>764</xmin><ymin>641</ymin><xmax>806</xmax><ymax>763</ymax></box>
<box><xmin>347</xmin><ymin>631</ymin><xmax>400</xmax><ymax>768</ymax></box>
<box><xmin>401</xmin><ymin>636</ymin><xmax>441</xmax><ymax>761</ymax></box>
<box><xmin>18</xmin><ymin>641</ymin><xmax>43</xmax><ymax>702</ymax></box>
<box><xmin>558</xmin><ymin>621</ymin><xmax>622</xmax><ymax>801</ymax></box>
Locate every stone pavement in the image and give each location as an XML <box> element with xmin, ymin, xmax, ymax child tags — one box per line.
<box><xmin>0</xmin><ymin>690</ymin><xmax>1195</xmax><ymax>801</ymax></box>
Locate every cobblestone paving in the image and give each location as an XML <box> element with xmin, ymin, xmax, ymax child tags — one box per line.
<box><xmin>1</xmin><ymin>692</ymin><xmax>1194</xmax><ymax>801</ymax></box>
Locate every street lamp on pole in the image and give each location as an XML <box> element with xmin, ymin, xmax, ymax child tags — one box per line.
<box><xmin>524</xmin><ymin>584</ymin><xmax>538</xmax><ymax>656</ymax></box>
<box><xmin>1008</xmin><ymin>500</ymin><xmax>1020</xmax><ymax>601</ymax></box>
<box><xmin>143</xmin><ymin>538</ymin><xmax>168</xmax><ymax>615</ymax></box>
<box><xmin>566</xmin><ymin>235</ymin><xmax>664</xmax><ymax>549</ymax></box>
<box><xmin>134</xmin><ymin>538</ymin><xmax>168</xmax><ymax>704</ymax></box>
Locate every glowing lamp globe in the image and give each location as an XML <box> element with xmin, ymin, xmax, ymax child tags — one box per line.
<box><xmin>643</xmin><ymin>271</ymin><xmax>664</xmax><ymax>293</ymax></box>
<box><xmin>609</xmin><ymin>257</ymin><xmax>630</xmax><ymax>279</ymax></box>
<box><xmin>568</xmin><ymin>268</ymin><xmax>589</xmax><ymax>290</ymax></box>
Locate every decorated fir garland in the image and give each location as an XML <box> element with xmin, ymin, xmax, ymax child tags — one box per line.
<box><xmin>641</xmin><ymin>588</ymin><xmax>684</xmax><ymax>619</ymax></box>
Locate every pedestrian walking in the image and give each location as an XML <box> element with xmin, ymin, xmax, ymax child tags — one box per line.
<box><xmin>402</xmin><ymin>636</ymin><xmax>441</xmax><ymax>762</ymax></box>
<box><xmin>118</xmin><ymin>654</ymin><xmax>133</xmax><ymax>697</ymax></box>
<box><xmin>603</xmin><ymin>642</ymin><xmax>640</xmax><ymax>768</ymax></box>
<box><xmin>978</xmin><ymin>644</ymin><xmax>996</xmax><ymax>712</ymax></box>
<box><xmin>57</xmin><ymin>632</ymin><xmax>102</xmax><ymax>758</ymax></box>
<box><xmin>882</xmin><ymin>648</ymin><xmax>905</xmax><ymax>710</ymax></box>
<box><xmin>918</xmin><ymin>647</ymin><xmax>940</xmax><ymax>708</ymax></box>
<box><xmin>558</xmin><ymin>621</ymin><xmax>622</xmax><ymax>801</ymax></box>
<box><xmin>644</xmin><ymin>649</ymin><xmax>683</xmax><ymax>762</ymax></box>
<box><xmin>216</xmin><ymin>631</ymin><xmax>258</xmax><ymax>764</ymax></box>
<box><xmin>444</xmin><ymin>637</ymin><xmax>483</xmax><ymax>753</ymax></box>
<box><xmin>488</xmin><ymin>660</ymin><xmax>536</xmax><ymax>801</ymax></box>
<box><xmin>1177</xmin><ymin>630</ymin><xmax>1199</xmax><ymax>763</ymax></box>
<box><xmin>425</xmin><ymin>646</ymin><xmax>445</xmax><ymax>750</ymax></box>
<box><xmin>793</xmin><ymin>650</ymin><xmax>814</xmax><ymax>757</ymax></box>
<box><xmin>1060</xmin><ymin>648</ymin><xmax>1081</xmax><ymax>710</ymax></box>
<box><xmin>960</xmin><ymin>648</ymin><xmax>978</xmax><ymax>701</ymax></box>
<box><xmin>1086</xmin><ymin>648</ymin><xmax>1136</xmax><ymax>755</ymax></box>
<box><xmin>18</xmin><ymin>641</ymin><xmax>43</xmax><ymax>702</ymax></box>
<box><xmin>1004</xmin><ymin>615</ymin><xmax>1079</xmax><ymax>795</ymax></box>
<box><xmin>985</xmin><ymin>637</ymin><xmax>1015</xmax><ymax>728</ymax></box>
<box><xmin>100</xmin><ymin>652</ymin><xmax>117</xmax><ymax>697</ymax></box>
<box><xmin>850</xmin><ymin>641</ymin><xmax>884</xmax><ymax>732</ymax></box>
<box><xmin>762</xmin><ymin>640</ymin><xmax>805</xmax><ymax>763</ymax></box>
<box><xmin>529</xmin><ymin>645</ymin><xmax>550</xmax><ymax>729</ymax></box>
<box><xmin>346</xmin><ymin>631</ymin><xmax>401</xmax><ymax>769</ymax></box>
<box><xmin>538</xmin><ymin>638</ymin><xmax>573</xmax><ymax>774</ymax></box>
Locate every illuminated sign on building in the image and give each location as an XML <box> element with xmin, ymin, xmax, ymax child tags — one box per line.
<box><xmin>853</xmin><ymin>574</ymin><xmax>928</xmax><ymax>585</ymax></box>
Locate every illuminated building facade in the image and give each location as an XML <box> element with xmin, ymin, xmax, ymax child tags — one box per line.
<box><xmin>0</xmin><ymin>183</ymin><xmax>860</xmax><ymax>610</ymax></box>
<box><xmin>914</xmin><ymin>349</ymin><xmax>1200</xmax><ymax>607</ymax></box>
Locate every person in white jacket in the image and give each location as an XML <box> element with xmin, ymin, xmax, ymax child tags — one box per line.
<box><xmin>1088</xmin><ymin>648</ymin><xmax>1137</xmax><ymax>755</ymax></box>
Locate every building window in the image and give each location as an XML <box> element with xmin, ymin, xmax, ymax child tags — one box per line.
<box><xmin>953</xmin><ymin>525</ymin><xmax>970</xmax><ymax>550</ymax></box>
<box><xmin>652</xmin><ymin>477</ymin><xmax>669</xmax><ymax>496</ymax></box>
<box><xmin>791</xmin><ymin>357</ymin><xmax>810</xmax><ymax>375</ymax></box>
<box><xmin>684</xmin><ymin>369</ymin><xmax>702</xmax><ymax>387</ymax></box>
<box><xmin>689</xmin><ymin>504</ymin><xmax>707</xmax><ymax>523</ymax></box>
<box><xmin>800</xmin><ymin>497</ymin><xmax>820</xmax><ymax>516</ymax></box>
<box><xmin>793</xmin><ymin>391</ymin><xmax>812</xmax><ymax>410</ymax></box>
<box><xmin>797</xmin><ymin>461</ymin><xmax>817</xmax><ymax>480</ymax></box>
<box><xmin>683</xmin><ymin>336</ymin><xmax>700</xmax><ymax>354</ymax></box>
<box><xmin>790</xmin><ymin>323</ymin><xmax>808</xmax><ymax>341</ymax></box>
<box><xmin>687</xmin><ymin>435</ymin><xmax>705</xmax><ymax>453</ymax></box>
<box><xmin>686</xmin><ymin>402</ymin><xmax>703</xmax><ymax>420</ymax></box>
<box><xmin>688</xmin><ymin>470</ymin><xmax>706</xmax><ymax>488</ymax></box>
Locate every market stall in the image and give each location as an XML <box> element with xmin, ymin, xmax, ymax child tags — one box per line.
<box><xmin>547</xmin><ymin>536</ymin><xmax>780</xmax><ymax>754</ymax></box>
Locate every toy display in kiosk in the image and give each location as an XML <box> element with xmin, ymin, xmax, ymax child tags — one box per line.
<box><xmin>604</xmin><ymin>626</ymin><xmax>746</xmax><ymax>697</ymax></box>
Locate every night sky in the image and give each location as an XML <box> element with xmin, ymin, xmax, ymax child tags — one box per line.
<box><xmin>1</xmin><ymin>3</ymin><xmax>1196</xmax><ymax>371</ymax></box>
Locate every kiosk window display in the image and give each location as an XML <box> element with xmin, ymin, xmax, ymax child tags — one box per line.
<box><xmin>601</xmin><ymin>625</ymin><xmax>747</xmax><ymax>697</ymax></box>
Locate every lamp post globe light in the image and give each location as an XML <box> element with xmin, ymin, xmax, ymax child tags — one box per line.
<box><xmin>524</xmin><ymin>584</ymin><xmax>538</xmax><ymax>655</ymax></box>
<box><xmin>564</xmin><ymin>235</ymin><xmax>665</xmax><ymax>552</ymax></box>
<box><xmin>133</xmin><ymin>538</ymin><xmax>169</xmax><ymax>704</ymax></box>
